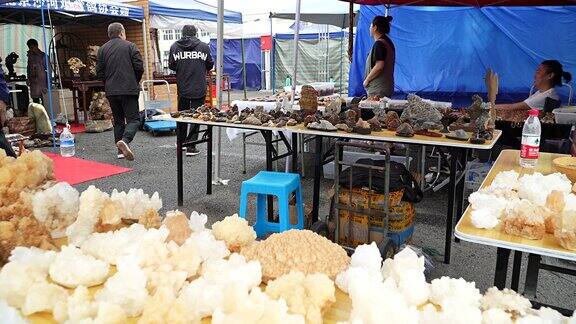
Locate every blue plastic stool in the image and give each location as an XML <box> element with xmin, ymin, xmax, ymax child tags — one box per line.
<box><xmin>239</xmin><ymin>171</ymin><xmax>304</xmax><ymax>238</ymax></box>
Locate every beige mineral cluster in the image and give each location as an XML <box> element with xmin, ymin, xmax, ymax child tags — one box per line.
<box><xmin>211</xmin><ymin>214</ymin><xmax>256</xmax><ymax>252</ymax></box>
<box><xmin>240</xmin><ymin>229</ymin><xmax>350</xmax><ymax>282</ymax></box>
<box><xmin>265</xmin><ymin>271</ymin><xmax>335</xmax><ymax>324</ymax></box>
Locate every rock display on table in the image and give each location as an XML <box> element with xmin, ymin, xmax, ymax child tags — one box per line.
<box><xmin>396</xmin><ymin>122</ymin><xmax>415</xmax><ymax>137</ymax></box>
<box><xmin>6</xmin><ymin>116</ymin><xmax>35</xmax><ymax>136</ymax></box>
<box><xmin>324</xmin><ymin>97</ymin><xmax>342</xmax><ymax>116</ymax></box>
<box><xmin>414</xmin><ymin>129</ymin><xmax>443</xmax><ymax>137</ymax></box>
<box><xmin>242</xmin><ymin>115</ymin><xmax>262</xmax><ymax>126</ymax></box>
<box><xmin>335</xmin><ymin>123</ymin><xmax>352</xmax><ymax>132</ymax></box>
<box><xmin>303</xmin><ymin>114</ymin><xmax>319</xmax><ymax>127</ymax></box>
<box><xmin>299</xmin><ymin>85</ymin><xmax>318</xmax><ymax>116</ymax></box>
<box><xmin>345</xmin><ymin>110</ymin><xmax>358</xmax><ymax>124</ymax></box>
<box><xmin>325</xmin><ymin>114</ymin><xmax>341</xmax><ymax>127</ymax></box>
<box><xmin>307</xmin><ymin>120</ymin><xmax>338</xmax><ymax>132</ymax></box>
<box><xmin>86</xmin><ymin>45</ymin><xmax>100</xmax><ymax>77</ymax></box>
<box><xmin>367</xmin><ymin>117</ymin><xmax>382</xmax><ymax>132</ymax></box>
<box><xmin>440</xmin><ymin>108</ymin><xmax>456</xmax><ymax>133</ymax></box>
<box><xmin>465</xmin><ymin>95</ymin><xmax>495</xmax><ymax>140</ymax></box>
<box><xmin>374</xmin><ymin>108</ymin><xmax>388</xmax><ymax>125</ymax></box>
<box><xmin>445</xmin><ymin>129</ymin><xmax>470</xmax><ymax>141</ymax></box>
<box><xmin>467</xmin><ymin>94</ymin><xmax>484</xmax><ymax>124</ymax></box>
<box><xmin>88</xmin><ymin>92</ymin><xmax>113</xmax><ymax>121</ymax></box>
<box><xmin>400</xmin><ymin>94</ymin><xmax>442</xmax><ymax>126</ymax></box>
<box><xmin>85</xmin><ymin>120</ymin><xmax>113</xmax><ymax>133</ymax></box>
<box><xmin>353</xmin><ymin>119</ymin><xmax>371</xmax><ymax>135</ymax></box>
<box><xmin>385</xmin><ymin>111</ymin><xmax>401</xmax><ymax>130</ymax></box>
<box><xmin>67</xmin><ymin>57</ymin><xmax>86</xmax><ymax>75</ymax></box>
<box><xmin>286</xmin><ymin>118</ymin><xmax>299</xmax><ymax>126</ymax></box>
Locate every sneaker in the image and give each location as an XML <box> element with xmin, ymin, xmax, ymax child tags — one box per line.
<box><xmin>185</xmin><ymin>147</ymin><xmax>200</xmax><ymax>156</ymax></box>
<box><xmin>116</xmin><ymin>140</ymin><xmax>134</xmax><ymax>161</ymax></box>
<box><xmin>117</xmin><ymin>153</ymin><xmax>125</xmax><ymax>159</ymax></box>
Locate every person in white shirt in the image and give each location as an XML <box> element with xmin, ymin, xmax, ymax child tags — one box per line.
<box><xmin>496</xmin><ymin>60</ymin><xmax>572</xmax><ymax>111</ymax></box>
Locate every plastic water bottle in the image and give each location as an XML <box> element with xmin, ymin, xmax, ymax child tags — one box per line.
<box><xmin>519</xmin><ymin>109</ymin><xmax>541</xmax><ymax>168</ymax></box>
<box><xmin>59</xmin><ymin>126</ymin><xmax>75</xmax><ymax>157</ymax></box>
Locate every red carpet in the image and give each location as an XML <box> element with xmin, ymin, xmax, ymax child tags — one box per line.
<box><xmin>43</xmin><ymin>152</ymin><xmax>131</xmax><ymax>185</ymax></box>
<box><xmin>55</xmin><ymin>123</ymin><xmax>86</xmax><ymax>134</ymax></box>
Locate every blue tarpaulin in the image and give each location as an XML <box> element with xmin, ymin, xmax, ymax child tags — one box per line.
<box><xmin>209</xmin><ymin>38</ymin><xmax>262</xmax><ymax>90</ymax></box>
<box><xmin>0</xmin><ymin>0</ymin><xmax>144</xmax><ymax>20</ymax></box>
<box><xmin>149</xmin><ymin>0</ymin><xmax>242</xmax><ymax>24</ymax></box>
<box><xmin>349</xmin><ymin>5</ymin><xmax>576</xmax><ymax>104</ymax></box>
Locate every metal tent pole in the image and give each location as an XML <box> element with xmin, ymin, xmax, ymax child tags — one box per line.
<box><xmin>290</xmin><ymin>0</ymin><xmax>302</xmax><ymax>108</ymax></box>
<box><xmin>142</xmin><ymin>18</ymin><xmax>150</xmax><ymax>81</ymax></box>
<box><xmin>241</xmin><ymin>37</ymin><xmax>247</xmax><ymax>100</ymax></box>
<box><xmin>270</xmin><ymin>15</ymin><xmax>275</xmax><ymax>94</ymax></box>
<box><xmin>41</xmin><ymin>1</ymin><xmax>56</xmax><ymax>150</ymax></box>
<box><xmin>213</xmin><ymin>0</ymin><xmax>228</xmax><ymax>186</ymax></box>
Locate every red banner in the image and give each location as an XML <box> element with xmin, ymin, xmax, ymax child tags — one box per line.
<box><xmin>260</xmin><ymin>35</ymin><xmax>272</xmax><ymax>51</ymax></box>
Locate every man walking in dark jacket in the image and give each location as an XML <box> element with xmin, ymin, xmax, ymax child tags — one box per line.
<box><xmin>96</xmin><ymin>22</ymin><xmax>144</xmax><ymax>161</ymax></box>
<box><xmin>169</xmin><ymin>25</ymin><xmax>213</xmax><ymax>156</ymax></box>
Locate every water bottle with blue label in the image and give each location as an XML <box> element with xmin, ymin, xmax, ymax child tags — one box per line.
<box><xmin>59</xmin><ymin>126</ymin><xmax>75</xmax><ymax>157</ymax></box>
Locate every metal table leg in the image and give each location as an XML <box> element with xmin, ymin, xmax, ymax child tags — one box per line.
<box><xmin>291</xmin><ymin>132</ymin><xmax>298</xmax><ymax>173</ymax></box>
<box><xmin>494</xmin><ymin>247</ymin><xmax>511</xmax><ymax>289</ymax></box>
<box><xmin>263</xmin><ymin>130</ymin><xmax>275</xmax><ymax>221</ymax></box>
<box><xmin>444</xmin><ymin>147</ymin><xmax>460</xmax><ymax>264</ymax></box>
<box><xmin>511</xmin><ymin>251</ymin><xmax>522</xmax><ymax>291</ymax></box>
<box><xmin>524</xmin><ymin>253</ymin><xmax>541</xmax><ymax>298</ymax></box>
<box><xmin>312</xmin><ymin>135</ymin><xmax>323</xmax><ymax>223</ymax></box>
<box><xmin>177</xmin><ymin>122</ymin><xmax>184</xmax><ymax>206</ymax></box>
<box><xmin>242</xmin><ymin>133</ymin><xmax>247</xmax><ymax>174</ymax></box>
<box><xmin>206</xmin><ymin>126</ymin><xmax>213</xmax><ymax>195</ymax></box>
<box><xmin>454</xmin><ymin>148</ymin><xmax>468</xmax><ymax>243</ymax></box>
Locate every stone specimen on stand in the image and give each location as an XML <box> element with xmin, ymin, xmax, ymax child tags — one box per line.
<box><xmin>289</xmin><ymin>112</ymin><xmax>303</xmax><ymax>123</ymax></box>
<box><xmin>67</xmin><ymin>57</ymin><xmax>86</xmax><ymax>75</ymax></box>
<box><xmin>384</xmin><ymin>111</ymin><xmax>401</xmax><ymax>131</ymax></box>
<box><xmin>86</xmin><ymin>45</ymin><xmax>100</xmax><ymax>77</ymax></box>
<box><xmin>345</xmin><ymin>109</ymin><xmax>358</xmax><ymax>124</ymax></box>
<box><xmin>259</xmin><ymin>114</ymin><xmax>273</xmax><ymax>124</ymax></box>
<box><xmin>445</xmin><ymin>129</ymin><xmax>470</xmax><ymax>141</ymax></box>
<box><xmin>303</xmin><ymin>114</ymin><xmax>319</xmax><ymax>127</ymax></box>
<box><xmin>353</xmin><ymin>119</ymin><xmax>372</xmax><ymax>135</ymax></box>
<box><xmin>325</xmin><ymin>114</ymin><xmax>341</xmax><ymax>127</ymax></box>
<box><xmin>335</xmin><ymin>123</ymin><xmax>352</xmax><ymax>132</ymax></box>
<box><xmin>325</xmin><ymin>97</ymin><xmax>342</xmax><ymax>116</ymax></box>
<box><xmin>242</xmin><ymin>115</ymin><xmax>262</xmax><ymax>126</ymax></box>
<box><xmin>299</xmin><ymin>85</ymin><xmax>318</xmax><ymax>116</ymax></box>
<box><xmin>467</xmin><ymin>94</ymin><xmax>484</xmax><ymax>124</ymax></box>
<box><xmin>85</xmin><ymin>92</ymin><xmax>113</xmax><ymax>133</ymax></box>
<box><xmin>307</xmin><ymin>120</ymin><xmax>337</xmax><ymax>132</ymax></box>
<box><xmin>374</xmin><ymin>108</ymin><xmax>388</xmax><ymax>125</ymax></box>
<box><xmin>400</xmin><ymin>94</ymin><xmax>442</xmax><ymax>126</ymax></box>
<box><xmin>275</xmin><ymin>119</ymin><xmax>287</xmax><ymax>128</ymax></box>
<box><xmin>367</xmin><ymin>117</ymin><xmax>382</xmax><ymax>132</ymax></box>
<box><xmin>396</xmin><ymin>122</ymin><xmax>415</xmax><ymax>137</ymax></box>
<box><xmin>286</xmin><ymin>118</ymin><xmax>298</xmax><ymax>126</ymax></box>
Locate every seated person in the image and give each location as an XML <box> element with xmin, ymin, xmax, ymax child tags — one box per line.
<box><xmin>0</xmin><ymin>67</ymin><xmax>17</xmax><ymax>157</ymax></box>
<box><xmin>495</xmin><ymin>60</ymin><xmax>572</xmax><ymax>112</ymax></box>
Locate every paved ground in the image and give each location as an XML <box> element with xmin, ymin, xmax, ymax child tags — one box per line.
<box><xmin>44</xmin><ymin>91</ymin><xmax>576</xmax><ymax>310</ymax></box>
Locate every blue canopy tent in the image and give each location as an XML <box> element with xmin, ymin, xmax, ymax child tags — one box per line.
<box><xmin>349</xmin><ymin>5</ymin><xmax>576</xmax><ymax>106</ymax></box>
<box><xmin>0</xmin><ymin>0</ymin><xmax>145</xmax><ymax>149</ymax></box>
<box><xmin>147</xmin><ymin>0</ymin><xmax>252</xmax><ymax>92</ymax></box>
<box><xmin>208</xmin><ymin>38</ymin><xmax>262</xmax><ymax>91</ymax></box>
<box><xmin>149</xmin><ymin>0</ymin><xmax>241</xmax><ymax>25</ymax></box>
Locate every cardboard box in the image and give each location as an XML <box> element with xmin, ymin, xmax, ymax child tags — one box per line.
<box><xmin>337</xmin><ymin>187</ymin><xmax>414</xmax><ymax>247</ymax></box>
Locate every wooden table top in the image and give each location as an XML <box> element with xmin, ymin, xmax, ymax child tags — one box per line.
<box><xmin>455</xmin><ymin>149</ymin><xmax>576</xmax><ymax>261</ymax></box>
<box><xmin>156</xmin><ymin>116</ymin><xmax>501</xmax><ymax>150</ymax></box>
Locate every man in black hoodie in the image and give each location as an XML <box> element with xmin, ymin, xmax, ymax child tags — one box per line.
<box><xmin>96</xmin><ymin>22</ymin><xmax>144</xmax><ymax>161</ymax></box>
<box><xmin>169</xmin><ymin>25</ymin><xmax>213</xmax><ymax>156</ymax></box>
